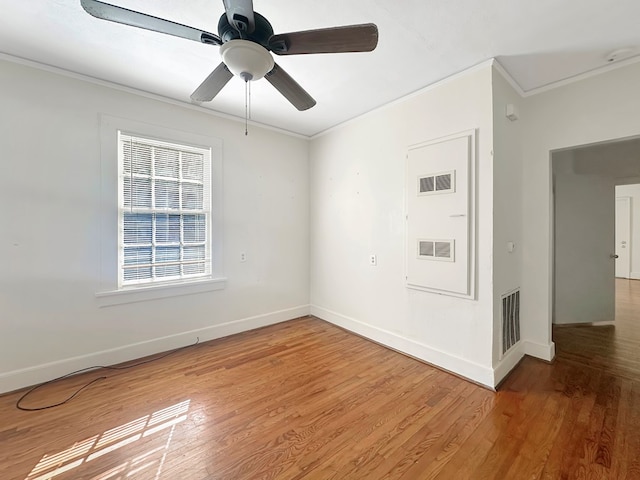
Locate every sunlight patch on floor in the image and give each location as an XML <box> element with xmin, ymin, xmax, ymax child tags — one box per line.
<box><xmin>24</xmin><ymin>399</ymin><xmax>190</xmax><ymax>480</ymax></box>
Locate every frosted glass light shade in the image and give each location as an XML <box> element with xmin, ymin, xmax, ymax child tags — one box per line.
<box><xmin>220</xmin><ymin>40</ymin><xmax>274</xmax><ymax>81</ymax></box>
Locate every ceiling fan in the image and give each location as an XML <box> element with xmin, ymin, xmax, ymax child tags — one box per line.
<box><xmin>80</xmin><ymin>0</ymin><xmax>379</xmax><ymax>111</ymax></box>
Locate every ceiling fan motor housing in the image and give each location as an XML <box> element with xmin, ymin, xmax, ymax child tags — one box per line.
<box><xmin>218</xmin><ymin>12</ymin><xmax>274</xmax><ymax>49</ymax></box>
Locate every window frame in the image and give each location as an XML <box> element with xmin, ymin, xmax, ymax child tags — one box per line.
<box><xmin>97</xmin><ymin>115</ymin><xmax>225</xmax><ymax>307</ymax></box>
<box><xmin>118</xmin><ymin>132</ymin><xmax>212</xmax><ymax>287</ymax></box>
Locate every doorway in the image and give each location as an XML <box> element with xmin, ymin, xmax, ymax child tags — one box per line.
<box><xmin>551</xmin><ymin>138</ymin><xmax>640</xmax><ymax>326</ymax></box>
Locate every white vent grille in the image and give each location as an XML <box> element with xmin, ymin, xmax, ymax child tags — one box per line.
<box><xmin>418</xmin><ymin>239</ymin><xmax>454</xmax><ymax>262</ymax></box>
<box><xmin>418</xmin><ymin>170</ymin><xmax>455</xmax><ymax>195</ymax></box>
<box><xmin>502</xmin><ymin>289</ymin><xmax>521</xmax><ymax>355</ymax></box>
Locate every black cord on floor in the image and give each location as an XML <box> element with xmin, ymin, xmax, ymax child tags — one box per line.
<box><xmin>16</xmin><ymin>337</ymin><xmax>200</xmax><ymax>411</ymax></box>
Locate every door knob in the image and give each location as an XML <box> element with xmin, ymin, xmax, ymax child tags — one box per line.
<box><xmin>610</xmin><ymin>254</ymin><xmax>619</xmax><ymax>259</ymax></box>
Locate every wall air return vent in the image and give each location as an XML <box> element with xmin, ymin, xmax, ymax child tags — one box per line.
<box><xmin>418</xmin><ymin>239</ymin><xmax>454</xmax><ymax>262</ymax></box>
<box><xmin>418</xmin><ymin>170</ymin><xmax>455</xmax><ymax>196</ymax></box>
<box><xmin>501</xmin><ymin>289</ymin><xmax>521</xmax><ymax>356</ymax></box>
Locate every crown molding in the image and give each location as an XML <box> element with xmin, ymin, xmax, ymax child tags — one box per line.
<box><xmin>501</xmin><ymin>54</ymin><xmax>640</xmax><ymax>98</ymax></box>
<box><xmin>0</xmin><ymin>51</ymin><xmax>309</xmax><ymax>140</ymax></box>
<box><xmin>311</xmin><ymin>59</ymin><xmax>496</xmax><ymax>140</ymax></box>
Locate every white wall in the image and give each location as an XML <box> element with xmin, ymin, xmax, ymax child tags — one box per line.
<box><xmin>309</xmin><ymin>65</ymin><xmax>497</xmax><ymax>387</ymax></box>
<box><xmin>0</xmin><ymin>59</ymin><xmax>310</xmax><ymax>393</ymax></box>
<box><xmin>9</xmin><ymin>53</ymin><xmax>638</xmax><ymax>394</ymax></box>
<box><xmin>553</xmin><ymin>154</ymin><xmax>616</xmax><ymax>324</ymax></box>
<box><xmin>616</xmin><ymin>183</ymin><xmax>640</xmax><ymax>279</ymax></box>
<box><xmin>521</xmin><ymin>61</ymin><xmax>640</xmax><ymax>354</ymax></box>
<box><xmin>572</xmin><ymin>139</ymin><xmax>640</xmax><ymax>177</ymax></box>
<box><xmin>491</xmin><ymin>68</ymin><xmax>525</xmax><ymax>375</ymax></box>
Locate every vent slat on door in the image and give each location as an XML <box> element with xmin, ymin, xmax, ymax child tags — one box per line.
<box><xmin>419</xmin><ymin>177</ymin><xmax>435</xmax><ymax>193</ymax></box>
<box><xmin>434</xmin><ymin>241</ymin><xmax>451</xmax><ymax>258</ymax></box>
<box><xmin>435</xmin><ymin>174</ymin><xmax>452</xmax><ymax>191</ymax></box>
<box><xmin>502</xmin><ymin>289</ymin><xmax>520</xmax><ymax>355</ymax></box>
<box><xmin>419</xmin><ymin>241</ymin><xmax>435</xmax><ymax>257</ymax></box>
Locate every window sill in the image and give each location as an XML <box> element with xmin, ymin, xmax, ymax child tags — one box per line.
<box><xmin>95</xmin><ymin>277</ymin><xmax>227</xmax><ymax>307</ymax></box>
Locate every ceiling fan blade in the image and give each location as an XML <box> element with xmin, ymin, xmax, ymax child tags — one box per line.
<box><xmin>269</xmin><ymin>23</ymin><xmax>378</xmax><ymax>55</ymax></box>
<box><xmin>191</xmin><ymin>63</ymin><xmax>234</xmax><ymax>102</ymax></box>
<box><xmin>80</xmin><ymin>0</ymin><xmax>222</xmax><ymax>45</ymax></box>
<box><xmin>222</xmin><ymin>0</ymin><xmax>255</xmax><ymax>34</ymax></box>
<box><xmin>264</xmin><ymin>63</ymin><xmax>316</xmax><ymax>111</ymax></box>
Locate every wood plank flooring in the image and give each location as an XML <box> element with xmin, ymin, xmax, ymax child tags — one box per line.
<box><xmin>554</xmin><ymin>278</ymin><xmax>640</xmax><ymax>380</ymax></box>
<box><xmin>0</xmin><ymin>280</ymin><xmax>639</xmax><ymax>479</ymax></box>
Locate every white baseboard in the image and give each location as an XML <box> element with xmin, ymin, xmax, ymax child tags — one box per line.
<box><xmin>630</xmin><ymin>271</ymin><xmax>640</xmax><ymax>280</ymax></box>
<box><xmin>523</xmin><ymin>340</ymin><xmax>556</xmax><ymax>362</ymax></box>
<box><xmin>311</xmin><ymin>305</ymin><xmax>495</xmax><ymax>388</ymax></box>
<box><xmin>494</xmin><ymin>343</ymin><xmax>525</xmax><ymax>386</ymax></box>
<box><xmin>0</xmin><ymin>305</ymin><xmax>310</xmax><ymax>395</ymax></box>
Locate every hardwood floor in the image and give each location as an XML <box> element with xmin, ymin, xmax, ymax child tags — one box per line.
<box><xmin>1</xmin><ymin>282</ymin><xmax>639</xmax><ymax>479</ymax></box>
<box><xmin>554</xmin><ymin>278</ymin><xmax>640</xmax><ymax>381</ymax></box>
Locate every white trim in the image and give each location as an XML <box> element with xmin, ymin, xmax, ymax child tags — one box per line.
<box><xmin>405</xmin><ymin>129</ymin><xmax>477</xmax><ymax>299</ymax></box>
<box><xmin>493</xmin><ymin>342</ymin><xmax>525</xmax><ymax>386</ymax></box>
<box><xmin>492</xmin><ymin>60</ymin><xmax>526</xmax><ymax>97</ymax></box>
<box><xmin>493</xmin><ymin>55</ymin><xmax>640</xmax><ymax>99</ymax></box>
<box><xmin>99</xmin><ymin>115</ymin><xmax>225</xmax><ymax>297</ymax></box>
<box><xmin>547</xmin><ymin>151</ymin><xmax>556</xmax><ymax>356</ymax></box>
<box><xmin>6</xmin><ymin>51</ymin><xmax>640</xmax><ymax>139</ymax></box>
<box><xmin>311</xmin><ymin>59</ymin><xmax>496</xmax><ymax>140</ymax></box>
<box><xmin>551</xmin><ymin>133</ymin><xmax>640</xmax><ymax>154</ymax></box>
<box><xmin>496</xmin><ymin>339</ymin><xmax>554</xmax><ymax>379</ymax></box>
<box><xmin>0</xmin><ymin>52</ymin><xmax>308</xmax><ymax>140</ymax></box>
<box><xmin>630</xmin><ymin>272</ymin><xmax>640</xmax><ymax>280</ymax></box>
<box><xmin>311</xmin><ymin>305</ymin><xmax>495</xmax><ymax>388</ymax></box>
<box><xmin>0</xmin><ymin>305</ymin><xmax>310</xmax><ymax>395</ymax></box>
<box><xmin>520</xmin><ymin>54</ymin><xmax>640</xmax><ymax>98</ymax></box>
<box><xmin>96</xmin><ymin>277</ymin><xmax>227</xmax><ymax>307</ymax></box>
<box><xmin>523</xmin><ymin>340</ymin><xmax>556</xmax><ymax>362</ymax></box>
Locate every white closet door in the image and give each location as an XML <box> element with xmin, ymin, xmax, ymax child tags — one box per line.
<box><xmin>406</xmin><ymin>130</ymin><xmax>475</xmax><ymax>298</ymax></box>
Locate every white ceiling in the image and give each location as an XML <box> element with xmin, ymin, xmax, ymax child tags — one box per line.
<box><xmin>1</xmin><ymin>0</ymin><xmax>640</xmax><ymax>137</ymax></box>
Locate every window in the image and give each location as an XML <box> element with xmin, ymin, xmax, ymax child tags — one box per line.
<box><xmin>97</xmin><ymin>115</ymin><xmax>224</xmax><ymax>306</ymax></box>
<box><xmin>119</xmin><ymin>132</ymin><xmax>212</xmax><ymax>287</ymax></box>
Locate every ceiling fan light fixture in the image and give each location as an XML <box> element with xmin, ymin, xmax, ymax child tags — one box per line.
<box><xmin>80</xmin><ymin>0</ymin><xmax>379</xmax><ymax>112</ymax></box>
<box><xmin>220</xmin><ymin>39</ymin><xmax>274</xmax><ymax>81</ymax></box>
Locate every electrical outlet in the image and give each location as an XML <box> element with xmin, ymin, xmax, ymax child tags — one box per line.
<box><xmin>240</xmin><ymin>252</ymin><xmax>247</xmax><ymax>262</ymax></box>
<box><xmin>369</xmin><ymin>254</ymin><xmax>377</xmax><ymax>266</ymax></box>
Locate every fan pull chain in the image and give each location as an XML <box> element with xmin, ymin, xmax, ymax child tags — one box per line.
<box><xmin>244</xmin><ymin>79</ymin><xmax>249</xmax><ymax>136</ymax></box>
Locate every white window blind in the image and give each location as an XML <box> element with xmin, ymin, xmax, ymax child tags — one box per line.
<box><xmin>118</xmin><ymin>132</ymin><xmax>212</xmax><ymax>287</ymax></box>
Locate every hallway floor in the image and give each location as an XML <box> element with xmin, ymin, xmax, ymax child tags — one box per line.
<box><xmin>553</xmin><ymin>278</ymin><xmax>640</xmax><ymax>381</ymax></box>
